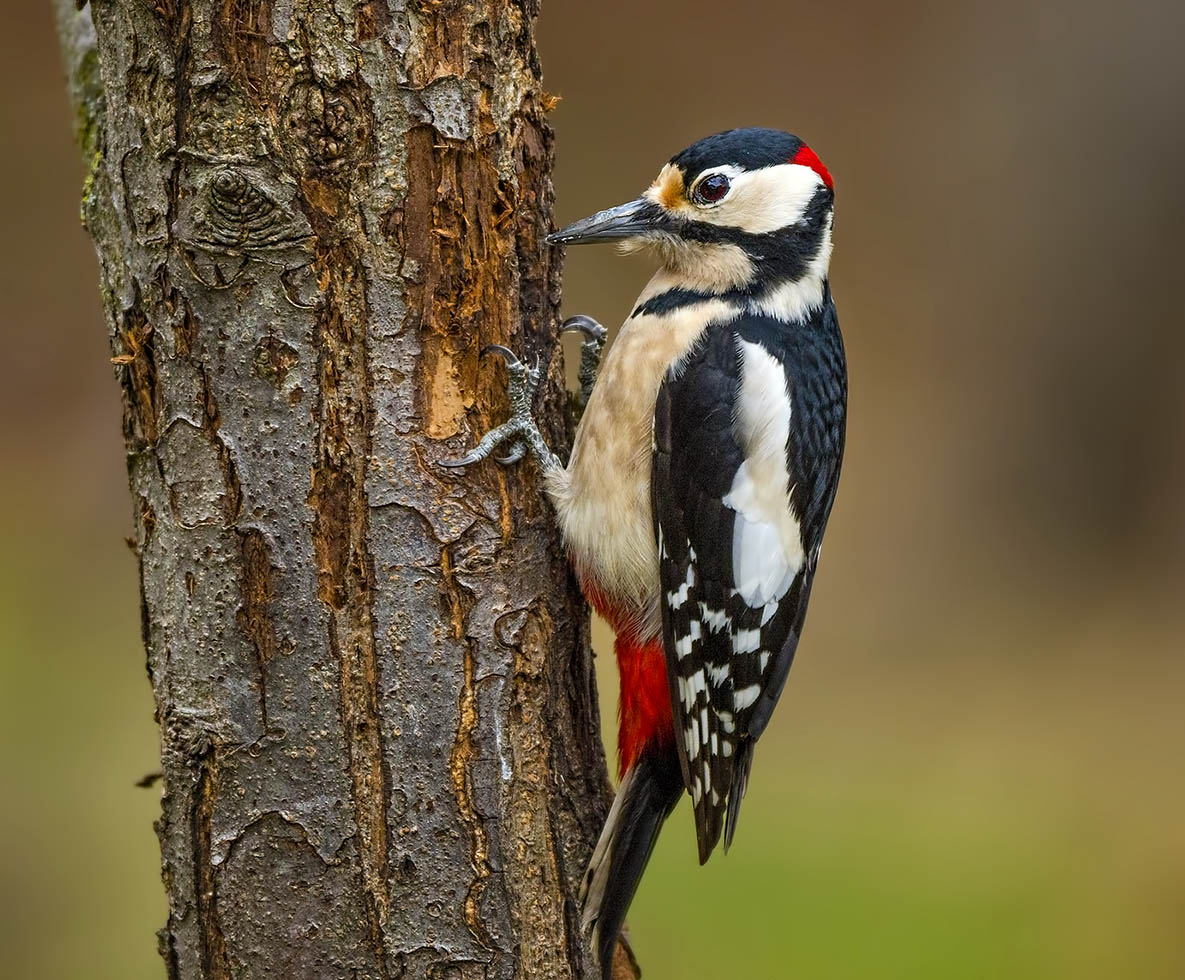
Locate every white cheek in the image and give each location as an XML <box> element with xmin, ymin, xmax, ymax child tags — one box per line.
<box><xmin>699</xmin><ymin>163</ymin><xmax>825</xmax><ymax>235</ymax></box>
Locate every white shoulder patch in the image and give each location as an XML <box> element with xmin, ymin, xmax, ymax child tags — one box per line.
<box><xmin>730</xmin><ymin>506</ymin><xmax>797</xmax><ymax>605</ymax></box>
<box><xmin>723</xmin><ymin>339</ymin><xmax>804</xmax><ymax>607</ymax></box>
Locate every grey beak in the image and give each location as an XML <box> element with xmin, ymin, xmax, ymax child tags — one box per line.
<box><xmin>546</xmin><ymin>197</ymin><xmax>668</xmax><ymax>246</ymax></box>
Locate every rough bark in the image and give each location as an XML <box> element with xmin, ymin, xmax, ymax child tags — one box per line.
<box><xmin>54</xmin><ymin>2</ymin><xmax>619</xmax><ymax>977</ymax></box>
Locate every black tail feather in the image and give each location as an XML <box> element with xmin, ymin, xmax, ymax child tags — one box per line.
<box><xmin>723</xmin><ymin>738</ymin><xmax>755</xmax><ymax>852</ymax></box>
<box><xmin>581</xmin><ymin>742</ymin><xmax>683</xmax><ymax>980</ymax></box>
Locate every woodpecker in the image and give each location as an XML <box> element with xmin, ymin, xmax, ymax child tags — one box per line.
<box><xmin>443</xmin><ymin>127</ymin><xmax>846</xmax><ymax>978</ymax></box>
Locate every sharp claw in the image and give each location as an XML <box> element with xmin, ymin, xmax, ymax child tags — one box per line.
<box><xmin>496</xmin><ymin>443</ymin><xmax>526</xmax><ymax>465</ymax></box>
<box><xmin>481</xmin><ymin>344</ymin><xmax>522</xmax><ymax>368</ymax></box>
<box><xmin>439</xmin><ymin>416</ymin><xmax>527</xmax><ymax>470</ymax></box>
<box><xmin>561</xmin><ymin>315</ymin><xmax>608</xmax><ymax>344</ymax></box>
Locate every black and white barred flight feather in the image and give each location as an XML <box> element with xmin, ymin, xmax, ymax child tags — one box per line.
<box><xmin>653</xmin><ymin>291</ymin><xmax>846</xmax><ymax>863</ymax></box>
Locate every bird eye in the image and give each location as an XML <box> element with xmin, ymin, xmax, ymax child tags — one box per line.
<box><xmin>692</xmin><ymin>173</ymin><xmax>730</xmax><ymax>206</ymax></box>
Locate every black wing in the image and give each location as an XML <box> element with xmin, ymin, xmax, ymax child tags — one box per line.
<box><xmin>652</xmin><ymin>296</ymin><xmax>846</xmax><ymax>862</ymax></box>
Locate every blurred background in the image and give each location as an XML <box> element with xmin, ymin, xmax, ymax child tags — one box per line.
<box><xmin>4</xmin><ymin>1</ymin><xmax>1183</xmax><ymax>978</ymax></box>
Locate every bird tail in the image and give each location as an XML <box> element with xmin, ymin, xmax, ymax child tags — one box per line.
<box><xmin>580</xmin><ymin>740</ymin><xmax>683</xmax><ymax>980</ymax></box>
<box><xmin>723</xmin><ymin>737</ymin><xmax>755</xmax><ymax>851</ymax></box>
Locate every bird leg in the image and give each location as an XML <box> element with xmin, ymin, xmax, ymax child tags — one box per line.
<box><xmin>439</xmin><ymin>345</ymin><xmax>561</xmax><ymax>472</ymax></box>
<box><xmin>563</xmin><ymin>315</ymin><xmax>608</xmax><ymax>415</ymax></box>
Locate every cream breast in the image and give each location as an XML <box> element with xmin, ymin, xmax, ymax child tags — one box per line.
<box><xmin>545</xmin><ymin>278</ymin><xmax>740</xmax><ymax>639</ymax></box>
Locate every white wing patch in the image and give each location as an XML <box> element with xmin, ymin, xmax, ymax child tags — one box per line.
<box><xmin>723</xmin><ymin>339</ymin><xmax>804</xmax><ymax>608</ymax></box>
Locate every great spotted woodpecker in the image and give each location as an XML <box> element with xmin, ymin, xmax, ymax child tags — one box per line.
<box><xmin>444</xmin><ymin>128</ymin><xmax>846</xmax><ymax>978</ymax></box>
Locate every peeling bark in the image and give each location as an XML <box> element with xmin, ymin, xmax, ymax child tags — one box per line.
<box><xmin>55</xmin><ymin>1</ymin><xmax>617</xmax><ymax>977</ymax></box>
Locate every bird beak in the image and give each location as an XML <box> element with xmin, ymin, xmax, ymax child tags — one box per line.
<box><xmin>546</xmin><ymin>197</ymin><xmax>669</xmax><ymax>246</ymax></box>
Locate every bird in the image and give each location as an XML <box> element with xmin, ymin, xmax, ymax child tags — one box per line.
<box><xmin>442</xmin><ymin>127</ymin><xmax>847</xmax><ymax>979</ymax></box>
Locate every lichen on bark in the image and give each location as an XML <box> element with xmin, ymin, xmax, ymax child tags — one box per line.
<box><xmin>54</xmin><ymin>1</ymin><xmax>618</xmax><ymax>977</ymax></box>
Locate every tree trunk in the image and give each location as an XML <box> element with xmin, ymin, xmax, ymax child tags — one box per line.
<box><xmin>55</xmin><ymin>2</ymin><xmax>618</xmax><ymax>977</ymax></box>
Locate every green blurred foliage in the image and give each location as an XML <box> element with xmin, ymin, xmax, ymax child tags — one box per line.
<box><xmin>3</xmin><ymin>1</ymin><xmax>1183</xmax><ymax>978</ymax></box>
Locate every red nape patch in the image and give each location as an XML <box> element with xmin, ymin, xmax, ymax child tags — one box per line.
<box><xmin>791</xmin><ymin>144</ymin><xmax>834</xmax><ymax>191</ymax></box>
<box><xmin>615</xmin><ymin>634</ymin><xmax>674</xmax><ymax>777</ymax></box>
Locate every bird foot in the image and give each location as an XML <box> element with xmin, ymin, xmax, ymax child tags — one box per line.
<box><xmin>439</xmin><ymin>345</ymin><xmax>561</xmax><ymax>472</ymax></box>
<box><xmin>562</xmin><ymin>315</ymin><xmax>607</xmax><ymax>412</ymax></box>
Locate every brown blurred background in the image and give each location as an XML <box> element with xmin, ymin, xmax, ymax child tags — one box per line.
<box><xmin>4</xmin><ymin>1</ymin><xmax>1183</xmax><ymax>978</ymax></box>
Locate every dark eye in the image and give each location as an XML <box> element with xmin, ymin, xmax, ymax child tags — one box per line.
<box><xmin>693</xmin><ymin>173</ymin><xmax>730</xmax><ymax>205</ymax></box>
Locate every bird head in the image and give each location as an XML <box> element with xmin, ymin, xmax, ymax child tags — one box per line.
<box><xmin>548</xmin><ymin>128</ymin><xmax>835</xmax><ymax>295</ymax></box>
